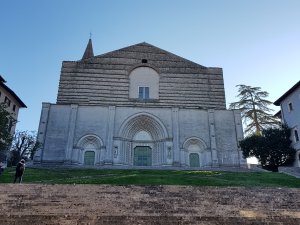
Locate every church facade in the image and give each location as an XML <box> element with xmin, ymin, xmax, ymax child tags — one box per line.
<box><xmin>34</xmin><ymin>41</ymin><xmax>245</xmax><ymax>168</ymax></box>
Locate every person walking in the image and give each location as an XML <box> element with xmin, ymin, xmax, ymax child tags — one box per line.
<box><xmin>0</xmin><ymin>162</ymin><xmax>4</xmax><ymax>176</ymax></box>
<box><xmin>14</xmin><ymin>159</ymin><xmax>25</xmax><ymax>183</ymax></box>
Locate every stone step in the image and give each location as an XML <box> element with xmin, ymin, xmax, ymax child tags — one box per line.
<box><xmin>1</xmin><ymin>184</ymin><xmax>300</xmax><ymax>224</ymax></box>
<box><xmin>0</xmin><ymin>215</ymin><xmax>299</xmax><ymax>225</ymax></box>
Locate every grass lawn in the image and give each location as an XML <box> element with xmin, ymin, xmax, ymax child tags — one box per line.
<box><xmin>0</xmin><ymin>167</ymin><xmax>300</xmax><ymax>187</ymax></box>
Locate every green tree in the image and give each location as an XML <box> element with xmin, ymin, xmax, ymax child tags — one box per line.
<box><xmin>229</xmin><ymin>85</ymin><xmax>280</xmax><ymax>135</ymax></box>
<box><xmin>8</xmin><ymin>131</ymin><xmax>39</xmax><ymax>166</ymax></box>
<box><xmin>240</xmin><ymin>126</ymin><xmax>295</xmax><ymax>171</ymax></box>
<box><xmin>0</xmin><ymin>103</ymin><xmax>16</xmax><ymax>161</ymax></box>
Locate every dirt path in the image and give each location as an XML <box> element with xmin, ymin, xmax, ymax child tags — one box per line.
<box><xmin>1</xmin><ymin>184</ymin><xmax>300</xmax><ymax>224</ymax></box>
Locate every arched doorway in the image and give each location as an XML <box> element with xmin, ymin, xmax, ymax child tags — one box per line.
<box><xmin>183</xmin><ymin>137</ymin><xmax>210</xmax><ymax>167</ymax></box>
<box><xmin>75</xmin><ymin>134</ymin><xmax>103</xmax><ymax>166</ymax></box>
<box><xmin>118</xmin><ymin>113</ymin><xmax>169</xmax><ymax>166</ymax></box>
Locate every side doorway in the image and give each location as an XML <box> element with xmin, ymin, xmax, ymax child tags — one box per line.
<box><xmin>84</xmin><ymin>151</ymin><xmax>95</xmax><ymax>166</ymax></box>
<box><xmin>189</xmin><ymin>153</ymin><xmax>200</xmax><ymax>167</ymax></box>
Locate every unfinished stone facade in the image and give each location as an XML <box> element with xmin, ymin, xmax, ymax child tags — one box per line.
<box><xmin>34</xmin><ymin>41</ymin><xmax>245</xmax><ymax>168</ymax></box>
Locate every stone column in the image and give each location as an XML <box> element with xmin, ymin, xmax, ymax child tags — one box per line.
<box><xmin>208</xmin><ymin>109</ymin><xmax>219</xmax><ymax>167</ymax></box>
<box><xmin>172</xmin><ymin>108</ymin><xmax>180</xmax><ymax>166</ymax></box>
<box><xmin>105</xmin><ymin>106</ymin><xmax>116</xmax><ymax>165</ymax></box>
<box><xmin>233</xmin><ymin>110</ymin><xmax>247</xmax><ymax>166</ymax></box>
<box><xmin>65</xmin><ymin>104</ymin><xmax>78</xmax><ymax>164</ymax></box>
<box><xmin>34</xmin><ymin>103</ymin><xmax>51</xmax><ymax>164</ymax></box>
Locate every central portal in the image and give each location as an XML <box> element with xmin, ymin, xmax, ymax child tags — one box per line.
<box><xmin>134</xmin><ymin>146</ymin><xmax>152</xmax><ymax>166</ymax></box>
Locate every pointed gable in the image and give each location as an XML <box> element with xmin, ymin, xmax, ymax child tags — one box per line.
<box><xmin>93</xmin><ymin>42</ymin><xmax>207</xmax><ymax>69</ymax></box>
<box><xmin>58</xmin><ymin>42</ymin><xmax>225</xmax><ymax>109</ymax></box>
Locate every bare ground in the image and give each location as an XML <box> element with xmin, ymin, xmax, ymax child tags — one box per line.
<box><xmin>1</xmin><ymin>184</ymin><xmax>300</xmax><ymax>225</ymax></box>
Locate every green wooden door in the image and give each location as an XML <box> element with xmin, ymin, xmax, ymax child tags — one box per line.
<box><xmin>84</xmin><ymin>151</ymin><xmax>95</xmax><ymax>165</ymax></box>
<box><xmin>189</xmin><ymin>153</ymin><xmax>200</xmax><ymax>167</ymax></box>
<box><xmin>134</xmin><ymin>146</ymin><xmax>152</xmax><ymax>166</ymax></box>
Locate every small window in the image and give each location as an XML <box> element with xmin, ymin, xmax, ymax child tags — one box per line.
<box><xmin>139</xmin><ymin>87</ymin><xmax>149</xmax><ymax>99</ymax></box>
<box><xmin>13</xmin><ymin>104</ymin><xmax>16</xmax><ymax>112</ymax></box>
<box><xmin>141</xmin><ymin>59</ymin><xmax>148</xmax><ymax>63</ymax></box>
<box><xmin>295</xmin><ymin>129</ymin><xmax>299</xmax><ymax>142</ymax></box>
<box><xmin>4</xmin><ymin>97</ymin><xmax>11</xmax><ymax>107</ymax></box>
<box><xmin>288</xmin><ymin>102</ymin><xmax>293</xmax><ymax>112</ymax></box>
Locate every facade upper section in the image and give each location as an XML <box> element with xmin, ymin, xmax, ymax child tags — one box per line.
<box><xmin>57</xmin><ymin>42</ymin><xmax>226</xmax><ymax>109</ymax></box>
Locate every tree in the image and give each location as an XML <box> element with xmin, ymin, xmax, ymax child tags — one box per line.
<box><xmin>8</xmin><ymin>131</ymin><xmax>40</xmax><ymax>166</ymax></box>
<box><xmin>0</xmin><ymin>103</ymin><xmax>16</xmax><ymax>161</ymax></box>
<box><xmin>229</xmin><ymin>85</ymin><xmax>280</xmax><ymax>135</ymax></box>
<box><xmin>240</xmin><ymin>126</ymin><xmax>295</xmax><ymax>171</ymax></box>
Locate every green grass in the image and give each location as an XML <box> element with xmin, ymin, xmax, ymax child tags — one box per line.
<box><xmin>0</xmin><ymin>167</ymin><xmax>300</xmax><ymax>187</ymax></box>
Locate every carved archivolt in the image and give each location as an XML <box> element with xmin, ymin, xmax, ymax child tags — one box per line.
<box><xmin>76</xmin><ymin>134</ymin><xmax>103</xmax><ymax>150</ymax></box>
<box><xmin>119</xmin><ymin>113</ymin><xmax>168</xmax><ymax>141</ymax></box>
<box><xmin>183</xmin><ymin>137</ymin><xmax>207</xmax><ymax>152</ymax></box>
<box><xmin>118</xmin><ymin>113</ymin><xmax>169</xmax><ymax>165</ymax></box>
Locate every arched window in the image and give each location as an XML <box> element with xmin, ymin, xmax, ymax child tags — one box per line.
<box><xmin>129</xmin><ymin>67</ymin><xmax>159</xmax><ymax>100</ymax></box>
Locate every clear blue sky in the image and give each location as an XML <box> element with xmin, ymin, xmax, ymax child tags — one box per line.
<box><xmin>1</xmin><ymin>0</ymin><xmax>299</xmax><ymax>132</ymax></box>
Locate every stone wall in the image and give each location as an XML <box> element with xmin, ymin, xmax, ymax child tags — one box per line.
<box><xmin>57</xmin><ymin>42</ymin><xmax>226</xmax><ymax>109</ymax></box>
<box><xmin>34</xmin><ymin>104</ymin><xmax>244</xmax><ymax>167</ymax></box>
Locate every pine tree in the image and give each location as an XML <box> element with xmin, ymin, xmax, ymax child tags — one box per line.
<box><xmin>229</xmin><ymin>85</ymin><xmax>280</xmax><ymax>135</ymax></box>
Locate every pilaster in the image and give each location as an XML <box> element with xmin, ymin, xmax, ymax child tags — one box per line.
<box><xmin>65</xmin><ymin>104</ymin><xmax>78</xmax><ymax>163</ymax></box>
<box><xmin>34</xmin><ymin>103</ymin><xmax>51</xmax><ymax>163</ymax></box>
<box><xmin>208</xmin><ymin>109</ymin><xmax>219</xmax><ymax>167</ymax></box>
<box><xmin>105</xmin><ymin>106</ymin><xmax>116</xmax><ymax>164</ymax></box>
<box><xmin>233</xmin><ymin>110</ymin><xmax>247</xmax><ymax>166</ymax></box>
<box><xmin>172</xmin><ymin>107</ymin><xmax>180</xmax><ymax>166</ymax></box>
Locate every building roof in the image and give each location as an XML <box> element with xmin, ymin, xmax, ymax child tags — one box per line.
<box><xmin>82</xmin><ymin>41</ymin><xmax>208</xmax><ymax>69</ymax></box>
<box><xmin>0</xmin><ymin>75</ymin><xmax>6</xmax><ymax>83</ymax></box>
<box><xmin>81</xmin><ymin>39</ymin><xmax>94</xmax><ymax>60</ymax></box>
<box><xmin>274</xmin><ymin>110</ymin><xmax>281</xmax><ymax>118</ymax></box>
<box><xmin>0</xmin><ymin>77</ymin><xmax>27</xmax><ymax>108</ymax></box>
<box><xmin>274</xmin><ymin>80</ymin><xmax>300</xmax><ymax>106</ymax></box>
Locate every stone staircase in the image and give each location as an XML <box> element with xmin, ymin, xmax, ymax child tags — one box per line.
<box><xmin>0</xmin><ymin>184</ymin><xmax>300</xmax><ymax>224</ymax></box>
<box><xmin>279</xmin><ymin>166</ymin><xmax>300</xmax><ymax>178</ymax></box>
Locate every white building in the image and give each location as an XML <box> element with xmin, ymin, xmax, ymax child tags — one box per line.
<box><xmin>34</xmin><ymin>40</ymin><xmax>245</xmax><ymax>168</ymax></box>
<box><xmin>0</xmin><ymin>75</ymin><xmax>26</xmax><ymax>164</ymax></box>
<box><xmin>274</xmin><ymin>80</ymin><xmax>300</xmax><ymax>167</ymax></box>
<box><xmin>0</xmin><ymin>75</ymin><xmax>27</xmax><ymax>134</ymax></box>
